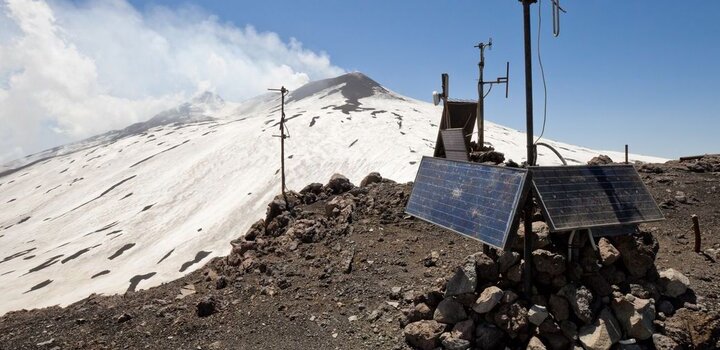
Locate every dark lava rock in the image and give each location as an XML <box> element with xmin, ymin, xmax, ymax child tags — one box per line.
<box><xmin>196</xmin><ymin>297</ymin><xmax>217</xmax><ymax>317</ymax></box>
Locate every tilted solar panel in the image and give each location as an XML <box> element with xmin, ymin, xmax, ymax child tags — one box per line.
<box><xmin>406</xmin><ymin>156</ymin><xmax>529</xmax><ymax>249</ymax></box>
<box><xmin>530</xmin><ymin>165</ymin><xmax>664</xmax><ymax>232</ymax></box>
<box><xmin>440</xmin><ymin>128</ymin><xmax>470</xmax><ymax>162</ymax></box>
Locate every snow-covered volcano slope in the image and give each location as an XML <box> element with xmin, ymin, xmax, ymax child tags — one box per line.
<box><xmin>0</xmin><ymin>72</ymin><xmax>666</xmax><ymax>315</ymax></box>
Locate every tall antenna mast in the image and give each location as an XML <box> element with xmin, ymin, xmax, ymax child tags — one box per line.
<box><xmin>268</xmin><ymin>86</ymin><xmax>290</xmax><ymax>207</ymax></box>
<box><xmin>518</xmin><ymin>0</ymin><xmax>565</xmax><ymax>295</ymax></box>
<box><xmin>474</xmin><ymin>38</ymin><xmax>509</xmax><ymax>148</ymax></box>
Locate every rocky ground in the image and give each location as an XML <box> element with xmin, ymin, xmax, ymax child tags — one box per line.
<box><xmin>1</xmin><ymin>156</ymin><xmax>719</xmax><ymax>350</ymax></box>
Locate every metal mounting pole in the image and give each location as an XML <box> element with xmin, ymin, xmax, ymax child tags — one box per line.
<box><xmin>521</xmin><ymin>0</ymin><xmax>537</xmax><ymax>297</ymax></box>
<box><xmin>477</xmin><ymin>43</ymin><xmax>487</xmax><ymax>149</ymax></box>
<box><xmin>269</xmin><ymin>86</ymin><xmax>290</xmax><ymax>207</ymax></box>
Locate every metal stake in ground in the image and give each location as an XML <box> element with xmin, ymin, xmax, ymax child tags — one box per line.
<box><xmin>269</xmin><ymin>86</ymin><xmax>290</xmax><ymax>207</ymax></box>
<box><xmin>692</xmin><ymin>214</ymin><xmax>702</xmax><ymax>253</ymax></box>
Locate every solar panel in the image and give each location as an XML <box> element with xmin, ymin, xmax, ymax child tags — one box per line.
<box><xmin>440</xmin><ymin>128</ymin><xmax>470</xmax><ymax>162</ymax></box>
<box><xmin>590</xmin><ymin>224</ymin><xmax>640</xmax><ymax>237</ymax></box>
<box><xmin>406</xmin><ymin>156</ymin><xmax>529</xmax><ymax>249</ymax></box>
<box><xmin>530</xmin><ymin>165</ymin><xmax>664</xmax><ymax>232</ymax></box>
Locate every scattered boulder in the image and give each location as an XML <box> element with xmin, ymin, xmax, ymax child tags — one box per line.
<box><xmin>473</xmin><ymin>286</ymin><xmax>503</xmax><ymax>314</ymax></box>
<box><xmin>404</xmin><ymin>320</ymin><xmax>446</xmax><ymax>350</ymax></box>
<box><xmin>196</xmin><ymin>296</ymin><xmax>217</xmax><ymax>317</ymax></box>
<box><xmin>360</xmin><ymin>172</ymin><xmax>382</xmax><ymax>187</ymax></box>
<box><xmin>588</xmin><ymin>155</ymin><xmax>613</xmax><ymax>165</ymax></box>
<box><xmin>326</xmin><ymin>174</ymin><xmax>354</xmax><ymax>194</ymax></box>
<box><xmin>578</xmin><ymin>308</ymin><xmax>622</xmax><ymax>350</ymax></box>
<box><xmin>434</xmin><ymin>298</ymin><xmax>468</xmax><ymax>324</ymax></box>
<box><xmin>658</xmin><ymin>268</ymin><xmax>690</xmax><ymax>298</ymax></box>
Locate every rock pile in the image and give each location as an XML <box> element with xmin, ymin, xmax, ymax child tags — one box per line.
<box><xmin>400</xmin><ymin>221</ymin><xmax>720</xmax><ymax>349</ymax></box>
<box><xmin>220</xmin><ymin>168</ymin><xmax>719</xmax><ymax>350</ymax></box>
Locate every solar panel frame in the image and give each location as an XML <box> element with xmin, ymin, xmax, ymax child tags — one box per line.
<box><xmin>440</xmin><ymin>128</ymin><xmax>470</xmax><ymax>162</ymax></box>
<box><xmin>406</xmin><ymin>156</ymin><xmax>529</xmax><ymax>250</ymax></box>
<box><xmin>530</xmin><ymin>165</ymin><xmax>664</xmax><ymax>232</ymax></box>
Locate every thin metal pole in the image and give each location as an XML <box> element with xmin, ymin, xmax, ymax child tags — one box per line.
<box><xmin>477</xmin><ymin>45</ymin><xmax>486</xmax><ymax>149</ymax></box>
<box><xmin>521</xmin><ymin>0</ymin><xmax>537</xmax><ymax>297</ymax></box>
<box><xmin>269</xmin><ymin>86</ymin><xmax>289</xmax><ymax>207</ymax></box>
<box><xmin>280</xmin><ymin>87</ymin><xmax>288</xmax><ymax>206</ymax></box>
<box><xmin>625</xmin><ymin>144</ymin><xmax>629</xmax><ymax>164</ymax></box>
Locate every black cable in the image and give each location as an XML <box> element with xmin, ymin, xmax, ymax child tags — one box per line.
<box><xmin>535</xmin><ymin>0</ymin><xmax>548</xmax><ymax>144</ymax></box>
<box><xmin>483</xmin><ymin>83</ymin><xmax>493</xmax><ymax>99</ymax></box>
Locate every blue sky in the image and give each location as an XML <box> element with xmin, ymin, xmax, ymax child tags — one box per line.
<box><xmin>124</xmin><ymin>0</ymin><xmax>719</xmax><ymax>159</ymax></box>
<box><xmin>2</xmin><ymin>1</ymin><xmax>718</xmax><ymax>161</ymax></box>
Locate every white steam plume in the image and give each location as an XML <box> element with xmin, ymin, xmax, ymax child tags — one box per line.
<box><xmin>0</xmin><ymin>0</ymin><xmax>344</xmax><ymax>164</ymax></box>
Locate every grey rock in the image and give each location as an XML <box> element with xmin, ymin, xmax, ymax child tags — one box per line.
<box><xmin>615</xmin><ymin>232</ymin><xmax>659</xmax><ymax>278</ymax></box>
<box><xmin>578</xmin><ymin>308</ymin><xmax>622</xmax><ymax>350</ymax></box>
<box><xmin>507</xmin><ymin>263</ymin><xmax>523</xmax><ymax>283</ymax></box>
<box><xmin>470</xmin><ymin>252</ymin><xmax>499</xmax><ymax>281</ymax></box>
<box><xmin>196</xmin><ymin>297</ymin><xmax>217</xmax><ymax>317</ymax></box>
<box><xmin>475</xmin><ymin>323</ymin><xmax>506</xmax><ymax>350</ymax></box>
<box><xmin>560</xmin><ymin>320</ymin><xmax>578</xmax><ymax>340</ymax></box>
<box><xmin>598</xmin><ymin>238</ymin><xmax>621</xmax><ymax>266</ymax></box>
<box><xmin>657</xmin><ymin>300</ymin><xmax>675</xmax><ymax>316</ymax></box>
<box><xmin>406</xmin><ymin>302</ymin><xmax>433</xmax><ymax>322</ymax></box>
<box><xmin>404</xmin><ymin>320</ymin><xmax>446</xmax><ymax>350</ymax></box>
<box><xmin>440</xmin><ymin>332</ymin><xmax>472</xmax><ymax>350</ymax></box>
<box><xmin>326</xmin><ymin>173</ymin><xmax>354</xmax><ymax>194</ymax></box>
<box><xmin>548</xmin><ymin>294</ymin><xmax>570</xmax><ymax>321</ymax></box>
<box><xmin>445</xmin><ymin>258</ymin><xmax>478</xmax><ymax>297</ymax></box>
<box><xmin>496</xmin><ymin>250</ymin><xmax>520</xmax><ymax>274</ymax></box>
<box><xmin>588</xmin><ymin>155</ymin><xmax>614</xmax><ymax>165</ymax></box>
<box><xmin>452</xmin><ymin>319</ymin><xmax>474</xmax><ymax>341</ymax></box>
<box><xmin>473</xmin><ymin>286</ymin><xmax>504</xmax><ymax>314</ymax></box>
<box><xmin>652</xmin><ymin>333</ymin><xmax>682</xmax><ymax>350</ymax></box>
<box><xmin>528</xmin><ymin>304</ymin><xmax>549</xmax><ymax>326</ymax></box>
<box><xmin>659</xmin><ymin>268</ymin><xmax>690</xmax><ymax>298</ymax></box>
<box><xmin>360</xmin><ymin>172</ymin><xmax>382</xmax><ymax>187</ymax></box>
<box><xmin>434</xmin><ymin>298</ymin><xmax>468</xmax><ymax>324</ymax></box>
<box><xmin>493</xmin><ymin>303</ymin><xmax>529</xmax><ymax>339</ymax></box>
<box><xmin>611</xmin><ymin>294</ymin><xmax>655</xmax><ymax>340</ymax></box>
<box><xmin>527</xmin><ymin>336</ymin><xmax>548</xmax><ymax>350</ymax></box>
<box><xmin>558</xmin><ymin>284</ymin><xmax>594</xmax><ymax>324</ymax></box>
<box><xmin>533</xmin><ymin>249</ymin><xmax>566</xmax><ymax>276</ymax></box>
